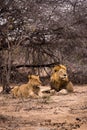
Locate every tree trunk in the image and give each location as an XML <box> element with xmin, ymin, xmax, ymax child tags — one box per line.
<box><xmin>2</xmin><ymin>42</ymin><xmax>12</xmax><ymax>94</ymax></box>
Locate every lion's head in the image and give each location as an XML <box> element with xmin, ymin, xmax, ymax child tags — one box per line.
<box><xmin>50</xmin><ymin>65</ymin><xmax>69</xmax><ymax>91</ymax></box>
<box><xmin>57</xmin><ymin>68</ymin><xmax>68</xmax><ymax>81</ymax></box>
<box><xmin>27</xmin><ymin>75</ymin><xmax>42</xmax><ymax>96</ymax></box>
<box><xmin>28</xmin><ymin>75</ymin><xmax>42</xmax><ymax>87</ymax></box>
<box><xmin>51</xmin><ymin>68</ymin><xmax>69</xmax><ymax>82</ymax></box>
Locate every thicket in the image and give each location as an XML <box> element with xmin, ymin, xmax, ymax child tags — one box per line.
<box><xmin>0</xmin><ymin>0</ymin><xmax>87</xmax><ymax>93</ymax></box>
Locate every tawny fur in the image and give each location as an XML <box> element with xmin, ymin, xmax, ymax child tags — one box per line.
<box><xmin>11</xmin><ymin>75</ymin><xmax>42</xmax><ymax>98</ymax></box>
<box><xmin>53</xmin><ymin>64</ymin><xmax>67</xmax><ymax>73</ymax></box>
<box><xmin>11</xmin><ymin>86</ymin><xmax>19</xmax><ymax>97</ymax></box>
<box><xmin>66</xmin><ymin>81</ymin><xmax>74</xmax><ymax>92</ymax></box>
<box><xmin>50</xmin><ymin>65</ymin><xmax>74</xmax><ymax>92</ymax></box>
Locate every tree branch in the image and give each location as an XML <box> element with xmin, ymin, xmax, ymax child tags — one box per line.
<box><xmin>0</xmin><ymin>62</ymin><xmax>60</xmax><ymax>70</ymax></box>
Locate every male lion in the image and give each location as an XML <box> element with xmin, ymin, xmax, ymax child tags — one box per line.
<box><xmin>50</xmin><ymin>65</ymin><xmax>74</xmax><ymax>92</ymax></box>
<box><xmin>11</xmin><ymin>75</ymin><xmax>42</xmax><ymax>98</ymax></box>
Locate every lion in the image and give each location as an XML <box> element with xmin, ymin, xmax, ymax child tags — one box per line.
<box><xmin>50</xmin><ymin>65</ymin><xmax>74</xmax><ymax>93</ymax></box>
<box><xmin>11</xmin><ymin>75</ymin><xmax>42</xmax><ymax>98</ymax></box>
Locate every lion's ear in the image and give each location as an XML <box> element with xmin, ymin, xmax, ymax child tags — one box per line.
<box><xmin>37</xmin><ymin>75</ymin><xmax>39</xmax><ymax>78</ymax></box>
<box><xmin>28</xmin><ymin>75</ymin><xmax>31</xmax><ymax>79</ymax></box>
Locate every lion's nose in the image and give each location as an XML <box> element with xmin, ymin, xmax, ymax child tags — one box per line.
<box><xmin>64</xmin><ymin>74</ymin><xmax>67</xmax><ymax>77</ymax></box>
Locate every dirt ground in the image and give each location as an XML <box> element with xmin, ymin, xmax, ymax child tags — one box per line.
<box><xmin>0</xmin><ymin>85</ymin><xmax>87</xmax><ymax>130</ymax></box>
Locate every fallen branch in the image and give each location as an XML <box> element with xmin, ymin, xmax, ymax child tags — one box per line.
<box><xmin>0</xmin><ymin>62</ymin><xmax>60</xmax><ymax>70</ymax></box>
